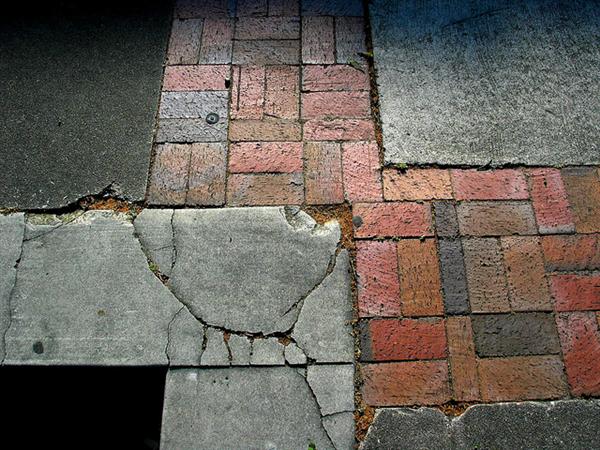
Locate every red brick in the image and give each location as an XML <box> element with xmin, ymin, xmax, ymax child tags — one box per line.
<box><xmin>167</xmin><ymin>19</ymin><xmax>202</xmax><ymax>65</ymax></box>
<box><xmin>235</xmin><ymin>17</ymin><xmax>300</xmax><ymax>40</ymax></box>
<box><xmin>478</xmin><ymin>356</ymin><xmax>568</xmax><ymax>401</ymax></box>
<box><xmin>383</xmin><ymin>169</ymin><xmax>452</xmax><ymax>201</ymax></box>
<box><xmin>303</xmin><ymin>118</ymin><xmax>375</xmax><ymax>141</ymax></box>
<box><xmin>556</xmin><ymin>312</ymin><xmax>600</xmax><ymax>396</ymax></box>
<box><xmin>361</xmin><ymin>361</ymin><xmax>451</xmax><ymax>406</ymax></box>
<box><xmin>267</xmin><ymin>0</ymin><xmax>299</xmax><ymax>16</ymax></box>
<box><xmin>302</xmin><ymin>65</ymin><xmax>369</xmax><ymax>92</ymax></box>
<box><xmin>229</xmin><ymin>142</ymin><xmax>302</xmax><ymax>173</ymax></box>
<box><xmin>541</xmin><ymin>234</ymin><xmax>600</xmax><ymax>272</ymax></box>
<box><xmin>551</xmin><ymin>274</ymin><xmax>600</xmax><ymax>312</ymax></box>
<box><xmin>301</xmin><ymin>17</ymin><xmax>334</xmax><ymax>64</ymax></box>
<box><xmin>304</xmin><ymin>142</ymin><xmax>344</xmax><ymax>205</ymax></box>
<box><xmin>163</xmin><ymin>65</ymin><xmax>230</xmax><ymax>91</ymax></box>
<box><xmin>227</xmin><ymin>173</ymin><xmax>303</xmax><ymax>206</ymax></box>
<box><xmin>366</xmin><ymin>319</ymin><xmax>447</xmax><ymax>361</ymax></box>
<box><xmin>462</xmin><ymin>238</ymin><xmax>511</xmax><ymax>313</ymax></box>
<box><xmin>397</xmin><ymin>239</ymin><xmax>444</xmax><ymax>317</ymax></box>
<box><xmin>446</xmin><ymin>317</ymin><xmax>480</xmax><ymax>402</ymax></box>
<box><xmin>230</xmin><ymin>66</ymin><xmax>265</xmax><ymax>120</ymax></box>
<box><xmin>501</xmin><ymin>236</ymin><xmax>552</xmax><ymax>311</ymax></box>
<box><xmin>186</xmin><ymin>143</ymin><xmax>226</xmax><ymax>206</ymax></box>
<box><xmin>562</xmin><ymin>167</ymin><xmax>600</xmax><ymax>233</ymax></box>
<box><xmin>199</xmin><ymin>18</ymin><xmax>234</xmax><ymax>64</ymax></box>
<box><xmin>229</xmin><ymin>119</ymin><xmax>302</xmax><ymax>141</ymax></box>
<box><xmin>236</xmin><ymin>0</ymin><xmax>267</xmax><ymax>17</ymax></box>
<box><xmin>342</xmin><ymin>142</ymin><xmax>382</xmax><ymax>203</ymax></box>
<box><xmin>302</xmin><ymin>91</ymin><xmax>370</xmax><ymax>119</ymax></box>
<box><xmin>353</xmin><ymin>203</ymin><xmax>433</xmax><ymax>239</ymax></box>
<box><xmin>147</xmin><ymin>144</ymin><xmax>190</xmax><ymax>205</ymax></box>
<box><xmin>265</xmin><ymin>66</ymin><xmax>299</xmax><ymax>120</ymax></box>
<box><xmin>528</xmin><ymin>168</ymin><xmax>575</xmax><ymax>234</ymax></box>
<box><xmin>451</xmin><ymin>169</ymin><xmax>529</xmax><ymax>200</ymax></box>
<box><xmin>356</xmin><ymin>241</ymin><xmax>401</xmax><ymax>318</ymax></box>
<box><xmin>457</xmin><ymin>201</ymin><xmax>537</xmax><ymax>236</ymax></box>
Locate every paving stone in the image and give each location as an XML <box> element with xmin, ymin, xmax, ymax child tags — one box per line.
<box><xmin>471</xmin><ymin>313</ymin><xmax>560</xmax><ymax>357</ymax></box>
<box><xmin>250</xmin><ymin>337</ymin><xmax>285</xmax><ymax>365</ymax></box>
<box><xmin>134</xmin><ymin>209</ymin><xmax>175</xmax><ymax>277</ymax></box>
<box><xmin>304</xmin><ymin>141</ymin><xmax>344</xmax><ymax>205</ymax></box>
<box><xmin>551</xmin><ymin>274</ymin><xmax>600</xmax><ymax>312</ymax></box>
<box><xmin>3</xmin><ymin>211</ymin><xmax>182</xmax><ymax>365</ymax></box>
<box><xmin>541</xmin><ymin>234</ymin><xmax>600</xmax><ymax>272</ymax></box>
<box><xmin>166</xmin><ymin>307</ymin><xmax>204</xmax><ymax>366</ymax></box>
<box><xmin>528</xmin><ymin>168</ymin><xmax>575</xmax><ymax>234</ymax></box>
<box><xmin>229</xmin><ymin>142</ymin><xmax>303</xmax><ymax>173</ymax></box>
<box><xmin>353</xmin><ymin>202</ymin><xmax>433</xmax><ymax>238</ymax></box>
<box><xmin>293</xmin><ymin>251</ymin><xmax>354</xmax><ymax>363</ymax></box>
<box><xmin>383</xmin><ymin>169</ymin><xmax>452</xmax><ymax>201</ymax></box>
<box><xmin>446</xmin><ymin>316</ymin><xmax>480</xmax><ymax>402</ymax></box>
<box><xmin>228</xmin><ymin>334</ymin><xmax>251</xmax><ymax>366</ymax></box>
<box><xmin>161</xmin><ymin>367</ymin><xmax>334</xmax><ymax>449</ymax></box>
<box><xmin>198</xmin><ymin>18</ymin><xmax>234</xmax><ymax>64</ymax></box>
<box><xmin>159</xmin><ymin>91</ymin><xmax>228</xmax><ymax>119</ymax></box>
<box><xmin>306</xmin><ymin>364</ymin><xmax>354</xmax><ymax>415</ymax></box>
<box><xmin>438</xmin><ymin>239</ymin><xmax>469</xmax><ymax>315</ymax></box>
<box><xmin>229</xmin><ymin>119</ymin><xmax>302</xmax><ymax>141</ymax></box>
<box><xmin>265</xmin><ymin>65</ymin><xmax>300</xmax><ymax>120</ymax></box>
<box><xmin>0</xmin><ymin>214</ymin><xmax>25</xmax><ymax>361</ymax></box>
<box><xmin>186</xmin><ymin>142</ymin><xmax>227</xmax><ymax>206</ymax></box>
<box><xmin>167</xmin><ymin>18</ymin><xmax>202</xmax><ymax>65</ymax></box>
<box><xmin>284</xmin><ymin>342</ymin><xmax>307</xmax><ymax>365</ymax></box>
<box><xmin>156</xmin><ymin>118</ymin><xmax>227</xmax><ymax>143</ymax></box>
<box><xmin>236</xmin><ymin>0</ymin><xmax>268</xmax><ymax>17</ymax></box>
<box><xmin>323</xmin><ymin>412</ymin><xmax>355</xmax><ymax>450</ymax></box>
<box><xmin>147</xmin><ymin>143</ymin><xmax>190</xmax><ymax>205</ymax></box>
<box><xmin>335</xmin><ymin>17</ymin><xmax>367</xmax><ymax>63</ymax></box>
<box><xmin>230</xmin><ymin>65</ymin><xmax>266</xmax><ymax>120</ymax></box>
<box><xmin>451</xmin><ymin>169</ymin><xmax>529</xmax><ymax>200</ymax></box>
<box><xmin>303</xmin><ymin>65</ymin><xmax>370</xmax><ymax>92</ymax></box>
<box><xmin>175</xmin><ymin>0</ymin><xmax>232</xmax><ymax>18</ymax></box>
<box><xmin>232</xmin><ymin>39</ymin><xmax>300</xmax><ymax>64</ymax></box>
<box><xmin>342</xmin><ymin>141</ymin><xmax>383</xmax><ymax>203</ymax></box>
<box><xmin>268</xmin><ymin>0</ymin><xmax>299</xmax><ymax>16</ymax></box>
<box><xmin>227</xmin><ymin>173</ymin><xmax>304</xmax><ymax>205</ymax></box>
<box><xmin>302</xmin><ymin>0</ymin><xmax>363</xmax><ymax>16</ymax></box>
<box><xmin>457</xmin><ymin>201</ymin><xmax>537</xmax><ymax>236</ymax></box>
<box><xmin>302</xmin><ymin>16</ymin><xmax>335</xmax><ymax>64</ymax></box>
<box><xmin>303</xmin><ymin>118</ymin><xmax>375</xmax><ymax>141</ymax></box>
<box><xmin>562</xmin><ymin>167</ymin><xmax>600</xmax><ymax>233</ymax></box>
<box><xmin>235</xmin><ymin>17</ymin><xmax>300</xmax><ymax>40</ymax></box>
<box><xmin>302</xmin><ymin>91</ymin><xmax>371</xmax><ymax>119</ymax></box>
<box><xmin>200</xmin><ymin>327</ymin><xmax>230</xmax><ymax>366</ymax></box>
<box><xmin>163</xmin><ymin>65</ymin><xmax>230</xmax><ymax>91</ymax></box>
<box><xmin>433</xmin><ymin>201</ymin><xmax>460</xmax><ymax>239</ymax></box>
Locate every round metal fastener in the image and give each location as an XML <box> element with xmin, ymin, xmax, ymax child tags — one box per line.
<box><xmin>206</xmin><ymin>112</ymin><xmax>220</xmax><ymax>125</ymax></box>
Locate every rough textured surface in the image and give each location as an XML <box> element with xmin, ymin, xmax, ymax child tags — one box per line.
<box><xmin>250</xmin><ymin>338</ymin><xmax>285</xmax><ymax>365</ymax></box>
<box><xmin>200</xmin><ymin>327</ymin><xmax>230</xmax><ymax>366</ymax></box>
<box><xmin>166</xmin><ymin>307</ymin><xmax>204</xmax><ymax>366</ymax></box>
<box><xmin>306</xmin><ymin>364</ymin><xmax>354</xmax><ymax>416</ymax></box>
<box><xmin>324</xmin><ymin>412</ymin><xmax>356</xmax><ymax>450</ymax></box>
<box><xmin>134</xmin><ymin>209</ymin><xmax>175</xmax><ymax>277</ymax></box>
<box><xmin>371</xmin><ymin>0</ymin><xmax>600</xmax><ymax>166</ymax></box>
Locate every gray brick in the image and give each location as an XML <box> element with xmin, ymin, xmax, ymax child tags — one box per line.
<box><xmin>301</xmin><ymin>0</ymin><xmax>363</xmax><ymax>16</ymax></box>
<box><xmin>438</xmin><ymin>239</ymin><xmax>470</xmax><ymax>315</ymax></box>
<box><xmin>434</xmin><ymin>201</ymin><xmax>459</xmax><ymax>238</ymax></box>
<box><xmin>156</xmin><ymin>119</ymin><xmax>227</xmax><ymax>143</ymax></box>
<box><xmin>159</xmin><ymin>91</ymin><xmax>229</xmax><ymax>119</ymax></box>
<box><xmin>335</xmin><ymin>17</ymin><xmax>366</xmax><ymax>63</ymax></box>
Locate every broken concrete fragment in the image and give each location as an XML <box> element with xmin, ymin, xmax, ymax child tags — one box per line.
<box><xmin>293</xmin><ymin>251</ymin><xmax>354</xmax><ymax>363</ymax></box>
<box><xmin>161</xmin><ymin>367</ymin><xmax>334</xmax><ymax>449</ymax></box>
<box><xmin>228</xmin><ymin>334</ymin><xmax>251</xmax><ymax>366</ymax></box>
<box><xmin>323</xmin><ymin>412</ymin><xmax>356</xmax><ymax>450</ymax></box>
<box><xmin>166</xmin><ymin>307</ymin><xmax>204</xmax><ymax>366</ymax></box>
<box><xmin>200</xmin><ymin>327</ymin><xmax>230</xmax><ymax>366</ymax></box>
<box><xmin>285</xmin><ymin>342</ymin><xmax>307</xmax><ymax>365</ymax></box>
<box><xmin>0</xmin><ymin>213</ymin><xmax>25</xmax><ymax>361</ymax></box>
<box><xmin>307</xmin><ymin>364</ymin><xmax>355</xmax><ymax>416</ymax></box>
<box><xmin>251</xmin><ymin>337</ymin><xmax>285</xmax><ymax>366</ymax></box>
<box><xmin>134</xmin><ymin>209</ymin><xmax>175</xmax><ymax>277</ymax></box>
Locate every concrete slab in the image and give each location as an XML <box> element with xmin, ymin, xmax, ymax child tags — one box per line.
<box><xmin>371</xmin><ymin>0</ymin><xmax>600</xmax><ymax>166</ymax></box>
<box><xmin>0</xmin><ymin>1</ymin><xmax>170</xmax><ymax>208</ymax></box>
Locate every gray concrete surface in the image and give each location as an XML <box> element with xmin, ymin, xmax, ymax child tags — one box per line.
<box><xmin>0</xmin><ymin>2</ymin><xmax>170</xmax><ymax>208</ymax></box>
<box><xmin>362</xmin><ymin>400</ymin><xmax>600</xmax><ymax>449</ymax></box>
<box><xmin>371</xmin><ymin>0</ymin><xmax>600</xmax><ymax>166</ymax></box>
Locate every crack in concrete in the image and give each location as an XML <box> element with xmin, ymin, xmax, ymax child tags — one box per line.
<box><xmin>301</xmin><ymin>367</ymin><xmax>338</xmax><ymax>449</ymax></box>
<box><xmin>1</xmin><ymin>237</ymin><xmax>24</xmax><ymax>365</ymax></box>
<box><xmin>164</xmin><ymin>306</ymin><xmax>186</xmax><ymax>366</ymax></box>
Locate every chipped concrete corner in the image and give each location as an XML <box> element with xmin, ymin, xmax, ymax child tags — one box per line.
<box><xmin>0</xmin><ymin>208</ymin><xmax>356</xmax><ymax>449</ymax></box>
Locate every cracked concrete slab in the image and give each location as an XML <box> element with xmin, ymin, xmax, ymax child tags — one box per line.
<box><xmin>251</xmin><ymin>337</ymin><xmax>285</xmax><ymax>366</ymax></box>
<box><xmin>166</xmin><ymin>307</ymin><xmax>204</xmax><ymax>366</ymax></box>
<box><xmin>371</xmin><ymin>0</ymin><xmax>600</xmax><ymax>166</ymax></box>
<box><xmin>161</xmin><ymin>367</ymin><xmax>338</xmax><ymax>449</ymax></box>
<box><xmin>134</xmin><ymin>209</ymin><xmax>175</xmax><ymax>278</ymax></box>
<box><xmin>307</xmin><ymin>364</ymin><xmax>355</xmax><ymax>416</ymax></box>
<box><xmin>200</xmin><ymin>327</ymin><xmax>230</xmax><ymax>366</ymax></box>
<box><xmin>324</xmin><ymin>412</ymin><xmax>356</xmax><ymax>450</ymax></box>
<box><xmin>362</xmin><ymin>400</ymin><xmax>600</xmax><ymax>449</ymax></box>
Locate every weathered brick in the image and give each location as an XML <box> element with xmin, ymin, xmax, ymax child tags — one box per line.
<box><xmin>446</xmin><ymin>317</ymin><xmax>480</xmax><ymax>401</ymax></box>
<box><xmin>304</xmin><ymin>142</ymin><xmax>344</xmax><ymax>205</ymax></box>
<box><xmin>438</xmin><ymin>239</ymin><xmax>470</xmax><ymax>315</ymax></box>
<box><xmin>364</xmin><ymin>319</ymin><xmax>447</xmax><ymax>362</ymax></box>
<box><xmin>230</xmin><ymin>66</ymin><xmax>265</xmax><ymax>120</ymax></box>
<box><xmin>457</xmin><ymin>202</ymin><xmax>537</xmax><ymax>236</ymax></box>
<box><xmin>356</xmin><ymin>241</ymin><xmax>401</xmax><ymax>318</ymax></box>
<box><xmin>362</xmin><ymin>361</ymin><xmax>450</xmax><ymax>406</ymax></box>
<box><xmin>301</xmin><ymin>17</ymin><xmax>334</xmax><ymax>64</ymax></box>
<box><xmin>302</xmin><ymin>91</ymin><xmax>370</xmax><ymax>119</ymax></box>
<box><xmin>528</xmin><ymin>168</ymin><xmax>575</xmax><ymax>234</ymax></box>
<box><xmin>478</xmin><ymin>356</ymin><xmax>568</xmax><ymax>402</ymax></box>
<box><xmin>472</xmin><ymin>313</ymin><xmax>560</xmax><ymax>357</ymax></box>
<box><xmin>175</xmin><ymin>0</ymin><xmax>230</xmax><ymax>18</ymax></box>
<box><xmin>562</xmin><ymin>167</ymin><xmax>600</xmax><ymax>233</ymax></box>
<box><xmin>199</xmin><ymin>18</ymin><xmax>234</xmax><ymax>64</ymax></box>
<box><xmin>383</xmin><ymin>169</ymin><xmax>452</xmax><ymax>201</ymax></box>
<box><xmin>302</xmin><ymin>0</ymin><xmax>364</xmax><ymax>16</ymax></box>
<box><xmin>451</xmin><ymin>169</ymin><xmax>529</xmax><ymax>200</ymax></box>
<box><xmin>557</xmin><ymin>312</ymin><xmax>600</xmax><ymax>396</ymax></box>
<box><xmin>229</xmin><ymin>119</ymin><xmax>301</xmax><ymax>141</ymax></box>
<box><xmin>227</xmin><ymin>173</ymin><xmax>303</xmax><ymax>206</ymax></box>
<box><xmin>232</xmin><ymin>40</ymin><xmax>299</xmax><ymax>64</ymax></box>
<box><xmin>167</xmin><ymin>18</ymin><xmax>202</xmax><ymax>65</ymax></box>
<box><xmin>501</xmin><ymin>236</ymin><xmax>552</xmax><ymax>311</ymax></box>
<box><xmin>302</xmin><ymin>65</ymin><xmax>369</xmax><ymax>92</ymax></box>
<box><xmin>163</xmin><ymin>65</ymin><xmax>230</xmax><ymax>91</ymax></box>
<box><xmin>342</xmin><ymin>142</ymin><xmax>382</xmax><ymax>203</ymax></box>
<box><xmin>147</xmin><ymin>144</ymin><xmax>190</xmax><ymax>205</ymax></box>
<box><xmin>462</xmin><ymin>238</ymin><xmax>510</xmax><ymax>313</ymax></box>
<box><xmin>303</xmin><ymin>118</ymin><xmax>375</xmax><ymax>141</ymax></box>
<box><xmin>159</xmin><ymin>91</ymin><xmax>229</xmax><ymax>119</ymax></box>
<box><xmin>235</xmin><ymin>17</ymin><xmax>299</xmax><ymax>39</ymax></box>
<box><xmin>551</xmin><ymin>274</ymin><xmax>600</xmax><ymax>312</ymax></box>
<box><xmin>268</xmin><ymin>0</ymin><xmax>299</xmax><ymax>16</ymax></box>
<box><xmin>335</xmin><ymin>17</ymin><xmax>366</xmax><ymax>63</ymax></box>
<box><xmin>186</xmin><ymin>143</ymin><xmax>227</xmax><ymax>206</ymax></box>
<box><xmin>236</xmin><ymin>0</ymin><xmax>267</xmax><ymax>16</ymax></box>
<box><xmin>156</xmin><ymin>118</ymin><xmax>227</xmax><ymax>143</ymax></box>
<box><xmin>265</xmin><ymin>65</ymin><xmax>299</xmax><ymax>119</ymax></box>
<box><xmin>397</xmin><ymin>239</ymin><xmax>444</xmax><ymax>317</ymax></box>
<box><xmin>433</xmin><ymin>201</ymin><xmax>459</xmax><ymax>238</ymax></box>
<box><xmin>229</xmin><ymin>142</ymin><xmax>302</xmax><ymax>173</ymax></box>
<box><xmin>541</xmin><ymin>234</ymin><xmax>600</xmax><ymax>272</ymax></box>
<box><xmin>353</xmin><ymin>203</ymin><xmax>433</xmax><ymax>239</ymax></box>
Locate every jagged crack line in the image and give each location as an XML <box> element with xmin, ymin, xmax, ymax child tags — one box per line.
<box><xmin>165</xmin><ymin>306</ymin><xmax>186</xmax><ymax>366</ymax></box>
<box><xmin>301</xmin><ymin>369</ymin><xmax>337</xmax><ymax>449</ymax></box>
<box><xmin>1</xmin><ymin>234</ymin><xmax>25</xmax><ymax>365</ymax></box>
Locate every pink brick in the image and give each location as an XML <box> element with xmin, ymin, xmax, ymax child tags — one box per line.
<box><xmin>342</xmin><ymin>142</ymin><xmax>382</xmax><ymax>202</ymax></box>
<box><xmin>163</xmin><ymin>65</ymin><xmax>230</xmax><ymax>91</ymax></box>
<box><xmin>528</xmin><ymin>168</ymin><xmax>575</xmax><ymax>234</ymax></box>
<box><xmin>235</xmin><ymin>17</ymin><xmax>300</xmax><ymax>39</ymax></box>
<box><xmin>302</xmin><ymin>91</ymin><xmax>370</xmax><ymax>119</ymax></box>
<box><xmin>167</xmin><ymin>19</ymin><xmax>202</xmax><ymax>65</ymax></box>
<box><xmin>199</xmin><ymin>18</ymin><xmax>234</xmax><ymax>64</ymax></box>
<box><xmin>451</xmin><ymin>169</ymin><xmax>529</xmax><ymax>200</ymax></box>
<box><xmin>354</xmin><ymin>203</ymin><xmax>433</xmax><ymax>238</ymax></box>
<box><xmin>356</xmin><ymin>241</ymin><xmax>401</xmax><ymax>317</ymax></box>
<box><xmin>229</xmin><ymin>142</ymin><xmax>302</xmax><ymax>173</ymax></box>
<box><xmin>551</xmin><ymin>274</ymin><xmax>600</xmax><ymax>312</ymax></box>
<box><xmin>303</xmin><ymin>119</ymin><xmax>375</xmax><ymax>141</ymax></box>
<box><xmin>302</xmin><ymin>17</ymin><xmax>334</xmax><ymax>64</ymax></box>
<box><xmin>265</xmin><ymin>66</ymin><xmax>299</xmax><ymax>119</ymax></box>
<box><xmin>230</xmin><ymin>66</ymin><xmax>265</xmax><ymax>119</ymax></box>
<box><xmin>186</xmin><ymin>143</ymin><xmax>227</xmax><ymax>206</ymax></box>
<box><xmin>227</xmin><ymin>173</ymin><xmax>304</xmax><ymax>206</ymax></box>
<box><xmin>303</xmin><ymin>65</ymin><xmax>369</xmax><ymax>92</ymax></box>
<box><xmin>304</xmin><ymin>142</ymin><xmax>344</xmax><ymax>204</ymax></box>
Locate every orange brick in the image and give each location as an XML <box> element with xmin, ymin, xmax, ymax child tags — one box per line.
<box><xmin>186</xmin><ymin>143</ymin><xmax>227</xmax><ymax>206</ymax></box>
<box><xmin>353</xmin><ymin>202</ymin><xmax>433</xmax><ymax>239</ymax></box>
<box><xmin>229</xmin><ymin>119</ymin><xmax>301</xmax><ymax>141</ymax></box>
<box><xmin>147</xmin><ymin>144</ymin><xmax>189</xmax><ymax>205</ymax></box>
<box><xmin>451</xmin><ymin>169</ymin><xmax>529</xmax><ymax>200</ymax></box>
<box><xmin>383</xmin><ymin>168</ymin><xmax>452</xmax><ymax>201</ymax></box>
<box><xmin>265</xmin><ymin>65</ymin><xmax>299</xmax><ymax>119</ymax></box>
<box><xmin>457</xmin><ymin>202</ymin><xmax>537</xmax><ymax>236</ymax></box>
<box><xmin>301</xmin><ymin>91</ymin><xmax>371</xmax><ymax>119</ymax></box>
<box><xmin>446</xmin><ymin>317</ymin><xmax>480</xmax><ymax>402</ymax></box>
<box><xmin>226</xmin><ymin>173</ymin><xmax>303</xmax><ymax>206</ymax></box>
<box><xmin>303</xmin><ymin>118</ymin><xmax>374</xmax><ymax>141</ymax></box>
<box><xmin>541</xmin><ymin>234</ymin><xmax>600</xmax><ymax>272</ymax></box>
<box><xmin>551</xmin><ymin>274</ymin><xmax>600</xmax><ymax>312</ymax></box>
<box><xmin>562</xmin><ymin>167</ymin><xmax>600</xmax><ymax>233</ymax></box>
<box><xmin>229</xmin><ymin>142</ymin><xmax>302</xmax><ymax>173</ymax></box>
<box><xmin>304</xmin><ymin>142</ymin><xmax>344</xmax><ymax>205</ymax></box>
